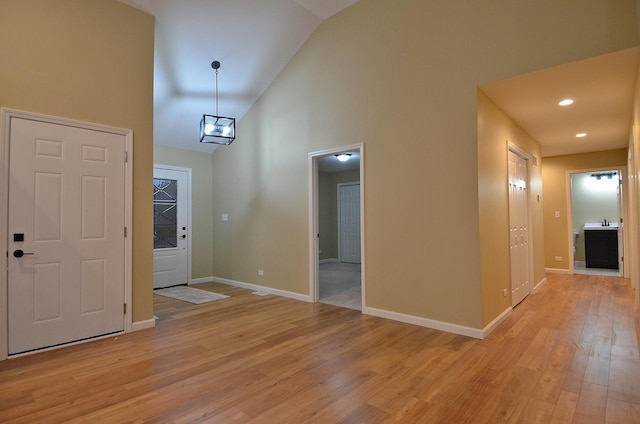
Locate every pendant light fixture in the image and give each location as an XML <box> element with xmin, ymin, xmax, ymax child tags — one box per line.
<box><xmin>200</xmin><ymin>60</ymin><xmax>236</xmax><ymax>145</ymax></box>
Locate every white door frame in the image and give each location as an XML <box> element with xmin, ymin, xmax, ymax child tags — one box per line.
<box><xmin>566</xmin><ymin>166</ymin><xmax>628</xmax><ymax>277</ymax></box>
<box><xmin>507</xmin><ymin>143</ymin><xmax>533</xmax><ymax>300</ymax></box>
<box><xmin>308</xmin><ymin>143</ymin><xmax>365</xmax><ymax>306</ymax></box>
<box><xmin>153</xmin><ymin>164</ymin><xmax>192</xmax><ymax>286</ymax></box>
<box><xmin>0</xmin><ymin>108</ymin><xmax>133</xmax><ymax>360</ymax></box>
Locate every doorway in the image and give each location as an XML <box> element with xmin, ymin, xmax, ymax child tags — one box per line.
<box><xmin>309</xmin><ymin>144</ymin><xmax>364</xmax><ymax>311</ymax></box>
<box><xmin>0</xmin><ymin>109</ymin><xmax>133</xmax><ymax>358</ymax></box>
<box><xmin>569</xmin><ymin>168</ymin><xmax>624</xmax><ymax>276</ymax></box>
<box><xmin>153</xmin><ymin>165</ymin><xmax>191</xmax><ymax>288</ymax></box>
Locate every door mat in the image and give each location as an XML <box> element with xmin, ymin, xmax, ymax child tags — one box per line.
<box><xmin>154</xmin><ymin>286</ymin><xmax>229</xmax><ymax>304</ymax></box>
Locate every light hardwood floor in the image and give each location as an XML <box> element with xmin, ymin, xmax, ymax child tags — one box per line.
<box><xmin>1</xmin><ymin>273</ymin><xmax>639</xmax><ymax>423</ymax></box>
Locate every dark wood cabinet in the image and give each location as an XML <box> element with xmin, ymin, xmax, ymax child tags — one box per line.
<box><xmin>584</xmin><ymin>229</ymin><xmax>618</xmax><ymax>269</ymax></box>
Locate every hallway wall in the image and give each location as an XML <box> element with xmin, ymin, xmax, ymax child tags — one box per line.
<box><xmin>209</xmin><ymin>0</ymin><xmax>639</xmax><ymax>330</ymax></box>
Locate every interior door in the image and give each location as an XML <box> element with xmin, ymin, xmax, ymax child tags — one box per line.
<box><xmin>338</xmin><ymin>182</ymin><xmax>361</xmax><ymax>263</ymax></box>
<box><xmin>508</xmin><ymin>150</ymin><xmax>530</xmax><ymax>307</ymax></box>
<box><xmin>153</xmin><ymin>166</ymin><xmax>189</xmax><ymax>288</ymax></box>
<box><xmin>8</xmin><ymin>117</ymin><xmax>126</xmax><ymax>355</ymax></box>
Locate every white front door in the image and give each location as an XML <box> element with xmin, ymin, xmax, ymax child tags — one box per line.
<box><xmin>508</xmin><ymin>150</ymin><xmax>530</xmax><ymax>307</ymax></box>
<box><xmin>8</xmin><ymin>117</ymin><xmax>126</xmax><ymax>355</ymax></box>
<box><xmin>338</xmin><ymin>182</ymin><xmax>361</xmax><ymax>263</ymax></box>
<box><xmin>153</xmin><ymin>166</ymin><xmax>189</xmax><ymax>288</ymax></box>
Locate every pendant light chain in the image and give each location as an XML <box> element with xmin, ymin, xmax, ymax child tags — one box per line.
<box><xmin>215</xmin><ymin>67</ymin><xmax>219</xmax><ymax>116</ymax></box>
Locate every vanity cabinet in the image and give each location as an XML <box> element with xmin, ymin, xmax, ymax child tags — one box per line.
<box><xmin>584</xmin><ymin>228</ymin><xmax>618</xmax><ymax>269</ymax></box>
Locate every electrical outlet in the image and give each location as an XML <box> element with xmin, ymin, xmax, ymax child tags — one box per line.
<box><xmin>258</xmin><ymin>270</ymin><xmax>264</xmax><ymax>276</ymax></box>
<box><xmin>555</xmin><ymin>256</ymin><xmax>563</xmax><ymax>261</ymax></box>
<box><xmin>503</xmin><ymin>288</ymin><xmax>507</xmax><ymax>297</ymax></box>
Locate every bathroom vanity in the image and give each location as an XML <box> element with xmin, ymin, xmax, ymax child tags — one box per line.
<box><xmin>584</xmin><ymin>223</ymin><xmax>619</xmax><ymax>269</ymax></box>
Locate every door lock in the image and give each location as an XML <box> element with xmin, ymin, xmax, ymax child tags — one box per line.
<box><xmin>13</xmin><ymin>249</ymin><xmax>34</xmax><ymax>258</ymax></box>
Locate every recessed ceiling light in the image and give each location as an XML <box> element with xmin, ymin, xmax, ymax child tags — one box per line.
<box><xmin>576</xmin><ymin>133</ymin><xmax>587</xmax><ymax>138</ymax></box>
<box><xmin>559</xmin><ymin>99</ymin><xmax>574</xmax><ymax>106</ymax></box>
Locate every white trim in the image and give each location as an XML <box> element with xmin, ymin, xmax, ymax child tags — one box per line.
<box><xmin>533</xmin><ymin>277</ymin><xmax>548</xmax><ymax>293</ymax></box>
<box><xmin>153</xmin><ymin>164</ymin><xmax>192</xmax><ymax>286</ymax></box>
<box><xmin>545</xmin><ymin>268</ymin><xmax>571</xmax><ymax>274</ymax></box>
<box><xmin>364</xmin><ymin>307</ymin><xmax>484</xmax><ymax>339</ymax></box>
<box><xmin>0</xmin><ymin>108</ymin><xmax>133</xmax><ymax>360</ymax></box>
<box><xmin>507</xmin><ymin>141</ymin><xmax>534</xmax><ymax>305</ymax></box>
<box><xmin>131</xmin><ymin>318</ymin><xmax>156</xmax><ymax>332</ymax></box>
<box><xmin>190</xmin><ymin>276</ymin><xmax>215</xmax><ymax>285</ymax></box>
<box><xmin>482</xmin><ymin>307</ymin><xmax>513</xmax><ymax>338</ymax></box>
<box><xmin>308</xmin><ymin>143</ymin><xmax>365</xmax><ymax>308</ymax></box>
<box><xmin>319</xmin><ymin>258</ymin><xmax>340</xmax><ymax>264</ymax></box>
<box><xmin>211</xmin><ymin>276</ymin><xmax>312</xmax><ymax>302</ymax></box>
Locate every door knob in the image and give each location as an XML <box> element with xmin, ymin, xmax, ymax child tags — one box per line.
<box><xmin>13</xmin><ymin>249</ymin><xmax>34</xmax><ymax>258</ymax></box>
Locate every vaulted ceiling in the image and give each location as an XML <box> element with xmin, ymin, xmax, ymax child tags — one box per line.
<box><xmin>119</xmin><ymin>0</ymin><xmax>360</xmax><ymax>153</ymax></box>
<box><xmin>120</xmin><ymin>1</ymin><xmax>638</xmax><ymax>158</ymax></box>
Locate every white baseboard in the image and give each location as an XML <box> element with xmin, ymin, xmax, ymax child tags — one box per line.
<box><xmin>211</xmin><ymin>276</ymin><xmax>312</xmax><ymax>303</ymax></box>
<box><xmin>364</xmin><ymin>307</ymin><xmax>484</xmax><ymax>339</ymax></box>
<box><xmin>131</xmin><ymin>318</ymin><xmax>155</xmax><ymax>332</ymax></box>
<box><xmin>533</xmin><ymin>277</ymin><xmax>547</xmax><ymax>293</ymax></box>
<box><xmin>190</xmin><ymin>276</ymin><xmax>215</xmax><ymax>285</ymax></box>
<box><xmin>482</xmin><ymin>307</ymin><xmax>512</xmax><ymax>338</ymax></box>
<box><xmin>545</xmin><ymin>268</ymin><xmax>571</xmax><ymax>274</ymax></box>
<box><xmin>319</xmin><ymin>258</ymin><xmax>340</xmax><ymax>264</ymax></box>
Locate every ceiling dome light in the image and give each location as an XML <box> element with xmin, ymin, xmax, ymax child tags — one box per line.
<box><xmin>559</xmin><ymin>99</ymin><xmax>574</xmax><ymax>106</ymax></box>
<box><xmin>336</xmin><ymin>153</ymin><xmax>352</xmax><ymax>162</ymax></box>
<box><xmin>576</xmin><ymin>133</ymin><xmax>587</xmax><ymax>138</ymax></box>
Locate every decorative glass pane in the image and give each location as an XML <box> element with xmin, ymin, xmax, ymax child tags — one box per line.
<box><xmin>153</xmin><ymin>178</ymin><xmax>178</xmax><ymax>249</ymax></box>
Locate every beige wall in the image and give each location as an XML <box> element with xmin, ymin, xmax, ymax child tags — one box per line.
<box><xmin>319</xmin><ymin>170</ymin><xmax>360</xmax><ymax>260</ymax></box>
<box><xmin>211</xmin><ymin>0</ymin><xmax>638</xmax><ymax>330</ymax></box>
<box><xmin>542</xmin><ymin>149</ymin><xmax>628</xmax><ymax>271</ymax></box>
<box><xmin>0</xmin><ymin>0</ymin><xmax>155</xmax><ymax>323</ymax></box>
<box><xmin>477</xmin><ymin>90</ymin><xmax>545</xmax><ymax>326</ymax></box>
<box><xmin>154</xmin><ymin>146</ymin><xmax>215</xmax><ymax>280</ymax></box>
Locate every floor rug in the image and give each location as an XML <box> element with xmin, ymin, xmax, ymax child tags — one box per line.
<box><xmin>154</xmin><ymin>286</ymin><xmax>229</xmax><ymax>304</ymax></box>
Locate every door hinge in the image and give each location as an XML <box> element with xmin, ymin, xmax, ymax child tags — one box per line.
<box><xmin>621</xmin><ymin>256</ymin><xmax>624</xmax><ymax>262</ymax></box>
<box><xmin>124</xmin><ymin>226</ymin><xmax>127</xmax><ymax>237</ymax></box>
<box><xmin>124</xmin><ymin>303</ymin><xmax>127</xmax><ymax>314</ymax></box>
<box><xmin>124</xmin><ymin>151</ymin><xmax>128</xmax><ymax>163</ymax></box>
<box><xmin>620</xmin><ymin>218</ymin><xmax>623</xmax><ymax>224</ymax></box>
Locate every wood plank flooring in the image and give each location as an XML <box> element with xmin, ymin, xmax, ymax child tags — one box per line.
<box><xmin>1</xmin><ymin>273</ymin><xmax>639</xmax><ymax>423</ymax></box>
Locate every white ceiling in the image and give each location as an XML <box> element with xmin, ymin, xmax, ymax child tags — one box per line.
<box><xmin>120</xmin><ymin>1</ymin><xmax>638</xmax><ymax>159</ymax></box>
<box><xmin>481</xmin><ymin>47</ymin><xmax>639</xmax><ymax>158</ymax></box>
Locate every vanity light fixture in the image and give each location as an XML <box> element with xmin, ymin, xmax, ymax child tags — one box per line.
<box><xmin>200</xmin><ymin>60</ymin><xmax>236</xmax><ymax>145</ymax></box>
<box><xmin>558</xmin><ymin>99</ymin><xmax>574</xmax><ymax>106</ymax></box>
<box><xmin>590</xmin><ymin>171</ymin><xmax>617</xmax><ymax>180</ymax></box>
<box><xmin>336</xmin><ymin>153</ymin><xmax>352</xmax><ymax>162</ymax></box>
